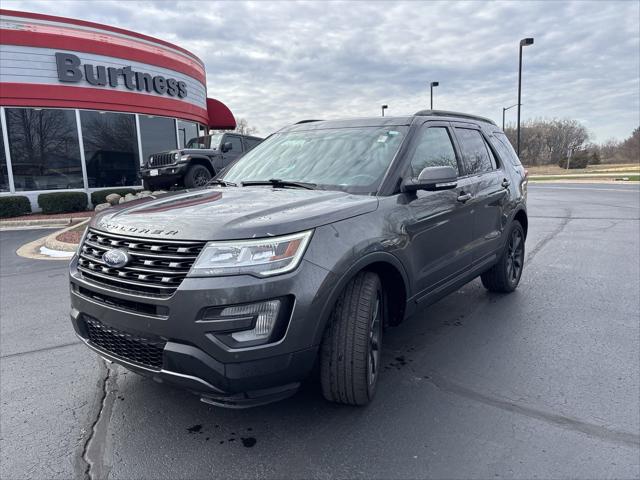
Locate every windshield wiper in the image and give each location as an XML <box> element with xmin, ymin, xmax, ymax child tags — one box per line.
<box><xmin>241</xmin><ymin>179</ymin><xmax>316</xmax><ymax>190</ymax></box>
<box><xmin>206</xmin><ymin>179</ymin><xmax>237</xmax><ymax>187</ymax></box>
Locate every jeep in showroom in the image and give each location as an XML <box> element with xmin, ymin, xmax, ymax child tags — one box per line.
<box><xmin>70</xmin><ymin>110</ymin><xmax>528</xmax><ymax>407</ymax></box>
<box><xmin>140</xmin><ymin>132</ymin><xmax>263</xmax><ymax>190</ymax></box>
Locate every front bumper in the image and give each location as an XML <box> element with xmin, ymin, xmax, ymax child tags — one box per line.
<box><xmin>140</xmin><ymin>164</ymin><xmax>188</xmax><ymax>180</ymax></box>
<box><xmin>69</xmin><ymin>257</ymin><xmax>336</xmax><ymax>406</ymax></box>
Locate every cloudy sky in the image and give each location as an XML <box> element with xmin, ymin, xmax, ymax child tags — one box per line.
<box><xmin>4</xmin><ymin>0</ymin><xmax>640</xmax><ymax>141</ymax></box>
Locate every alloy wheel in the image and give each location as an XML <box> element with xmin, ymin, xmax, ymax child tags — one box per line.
<box><xmin>506</xmin><ymin>228</ymin><xmax>524</xmax><ymax>284</ymax></box>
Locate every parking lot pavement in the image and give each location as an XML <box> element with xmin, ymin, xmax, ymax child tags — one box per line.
<box><xmin>1</xmin><ymin>184</ymin><xmax>639</xmax><ymax>480</ymax></box>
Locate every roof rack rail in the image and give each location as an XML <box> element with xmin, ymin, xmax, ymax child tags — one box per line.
<box><xmin>414</xmin><ymin>110</ymin><xmax>497</xmax><ymax>126</ymax></box>
<box><xmin>295</xmin><ymin>119</ymin><xmax>324</xmax><ymax>124</ymax></box>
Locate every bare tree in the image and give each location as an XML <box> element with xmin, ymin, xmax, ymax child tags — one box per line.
<box><xmin>233</xmin><ymin>118</ymin><xmax>257</xmax><ymax>136</ymax></box>
<box><xmin>504</xmin><ymin>118</ymin><xmax>590</xmax><ymax>166</ymax></box>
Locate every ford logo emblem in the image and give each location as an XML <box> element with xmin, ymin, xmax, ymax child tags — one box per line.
<box><xmin>102</xmin><ymin>249</ymin><xmax>130</xmax><ymax>268</ymax></box>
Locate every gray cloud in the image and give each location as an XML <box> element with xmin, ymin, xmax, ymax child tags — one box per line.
<box><xmin>4</xmin><ymin>0</ymin><xmax>639</xmax><ymax>141</ymax></box>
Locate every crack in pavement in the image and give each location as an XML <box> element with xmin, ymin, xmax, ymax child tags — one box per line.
<box><xmin>422</xmin><ymin>370</ymin><xmax>640</xmax><ymax>449</ymax></box>
<box><xmin>525</xmin><ymin>210</ymin><xmax>572</xmax><ymax>264</ymax></box>
<box><xmin>0</xmin><ymin>341</ymin><xmax>81</xmax><ymax>359</ymax></box>
<box><xmin>78</xmin><ymin>360</ymin><xmax>117</xmax><ymax>480</ymax></box>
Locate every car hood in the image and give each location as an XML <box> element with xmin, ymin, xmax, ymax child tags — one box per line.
<box><xmin>92</xmin><ymin>187</ymin><xmax>378</xmax><ymax>241</ymax></box>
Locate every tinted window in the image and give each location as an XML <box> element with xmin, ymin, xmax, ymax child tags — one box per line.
<box><xmin>139</xmin><ymin>115</ymin><xmax>177</xmax><ymax>162</ymax></box>
<box><xmin>409</xmin><ymin>126</ymin><xmax>458</xmax><ymax>177</ymax></box>
<box><xmin>80</xmin><ymin>111</ymin><xmax>139</xmax><ymax>188</ymax></box>
<box><xmin>493</xmin><ymin>133</ymin><xmax>522</xmax><ymax>166</ymax></box>
<box><xmin>6</xmin><ymin>108</ymin><xmax>83</xmax><ymax>191</ymax></box>
<box><xmin>225</xmin><ymin>135</ymin><xmax>243</xmax><ymax>152</ymax></box>
<box><xmin>0</xmin><ymin>126</ymin><xmax>8</xmax><ymax>192</ymax></box>
<box><xmin>177</xmin><ymin>120</ymin><xmax>199</xmax><ymax>148</ymax></box>
<box><xmin>455</xmin><ymin>128</ymin><xmax>494</xmax><ymax>175</ymax></box>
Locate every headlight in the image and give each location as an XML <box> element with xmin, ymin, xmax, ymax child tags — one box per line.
<box><xmin>173</xmin><ymin>152</ymin><xmax>180</xmax><ymax>161</ymax></box>
<box><xmin>188</xmin><ymin>230</ymin><xmax>313</xmax><ymax>277</ymax></box>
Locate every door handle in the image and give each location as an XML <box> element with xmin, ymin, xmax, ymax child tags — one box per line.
<box><xmin>501</xmin><ymin>178</ymin><xmax>511</xmax><ymax>188</ymax></box>
<box><xmin>457</xmin><ymin>192</ymin><xmax>472</xmax><ymax>203</ymax></box>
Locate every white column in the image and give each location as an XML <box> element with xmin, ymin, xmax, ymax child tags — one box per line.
<box><xmin>75</xmin><ymin>109</ymin><xmax>89</xmax><ymax>192</ymax></box>
<box><xmin>0</xmin><ymin>107</ymin><xmax>16</xmax><ymax>193</ymax></box>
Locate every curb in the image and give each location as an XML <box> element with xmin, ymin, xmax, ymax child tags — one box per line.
<box><xmin>0</xmin><ymin>216</ymin><xmax>91</xmax><ymax>229</ymax></box>
<box><xmin>43</xmin><ymin>219</ymin><xmax>90</xmax><ymax>252</ymax></box>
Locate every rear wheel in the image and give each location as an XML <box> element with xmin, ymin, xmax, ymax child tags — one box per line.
<box><xmin>481</xmin><ymin>221</ymin><xmax>525</xmax><ymax>292</ymax></box>
<box><xmin>183</xmin><ymin>165</ymin><xmax>212</xmax><ymax>188</ymax></box>
<box><xmin>320</xmin><ymin>271</ymin><xmax>383</xmax><ymax>406</ymax></box>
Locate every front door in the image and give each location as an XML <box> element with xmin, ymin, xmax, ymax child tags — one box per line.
<box><xmin>402</xmin><ymin>122</ymin><xmax>474</xmax><ymax>299</ymax></box>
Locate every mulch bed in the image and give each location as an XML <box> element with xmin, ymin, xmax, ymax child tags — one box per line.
<box><xmin>55</xmin><ymin>222</ymin><xmax>89</xmax><ymax>244</ymax></box>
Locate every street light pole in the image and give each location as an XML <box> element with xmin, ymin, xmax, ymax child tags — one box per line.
<box><xmin>502</xmin><ymin>103</ymin><xmax>519</xmax><ymax>130</ymax></box>
<box><xmin>517</xmin><ymin>38</ymin><xmax>534</xmax><ymax>155</ymax></box>
<box><xmin>430</xmin><ymin>81</ymin><xmax>439</xmax><ymax>109</ymax></box>
<box><xmin>381</xmin><ymin>104</ymin><xmax>388</xmax><ymax>117</ymax></box>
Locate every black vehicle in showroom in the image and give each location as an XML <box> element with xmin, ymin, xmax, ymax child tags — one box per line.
<box><xmin>70</xmin><ymin>110</ymin><xmax>528</xmax><ymax>407</ymax></box>
<box><xmin>140</xmin><ymin>132</ymin><xmax>263</xmax><ymax>190</ymax></box>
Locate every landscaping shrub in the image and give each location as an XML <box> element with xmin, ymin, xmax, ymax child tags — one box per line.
<box><xmin>558</xmin><ymin>150</ymin><xmax>590</xmax><ymax>169</ymax></box>
<box><xmin>38</xmin><ymin>192</ymin><xmax>88</xmax><ymax>214</ymax></box>
<box><xmin>90</xmin><ymin>188</ymin><xmax>138</xmax><ymax>205</ymax></box>
<box><xmin>0</xmin><ymin>196</ymin><xmax>31</xmax><ymax>218</ymax></box>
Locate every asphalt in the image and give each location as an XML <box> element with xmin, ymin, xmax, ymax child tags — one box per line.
<box><xmin>1</xmin><ymin>183</ymin><xmax>639</xmax><ymax>480</ymax></box>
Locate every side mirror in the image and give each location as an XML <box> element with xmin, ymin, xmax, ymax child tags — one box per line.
<box><xmin>221</xmin><ymin>142</ymin><xmax>233</xmax><ymax>153</ymax></box>
<box><xmin>401</xmin><ymin>166</ymin><xmax>457</xmax><ymax>192</ymax></box>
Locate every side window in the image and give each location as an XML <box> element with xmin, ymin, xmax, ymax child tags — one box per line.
<box><xmin>454</xmin><ymin>128</ymin><xmax>494</xmax><ymax>175</ymax></box>
<box><xmin>492</xmin><ymin>133</ymin><xmax>522</xmax><ymax>166</ymax></box>
<box><xmin>409</xmin><ymin>126</ymin><xmax>458</xmax><ymax>177</ymax></box>
<box><xmin>225</xmin><ymin>135</ymin><xmax>243</xmax><ymax>152</ymax></box>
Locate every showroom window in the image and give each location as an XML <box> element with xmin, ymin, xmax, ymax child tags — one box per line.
<box><xmin>5</xmin><ymin>108</ymin><xmax>84</xmax><ymax>191</ymax></box>
<box><xmin>177</xmin><ymin>120</ymin><xmax>199</xmax><ymax>148</ymax></box>
<box><xmin>0</xmin><ymin>126</ymin><xmax>8</xmax><ymax>192</ymax></box>
<box><xmin>139</xmin><ymin>115</ymin><xmax>177</xmax><ymax>163</ymax></box>
<box><xmin>81</xmin><ymin>111</ymin><xmax>140</xmax><ymax>188</ymax></box>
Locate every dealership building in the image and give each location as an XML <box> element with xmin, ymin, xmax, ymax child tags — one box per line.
<box><xmin>0</xmin><ymin>9</ymin><xmax>236</xmax><ymax>207</ymax></box>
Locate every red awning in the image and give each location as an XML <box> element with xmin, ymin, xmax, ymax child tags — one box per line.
<box><xmin>206</xmin><ymin>98</ymin><xmax>236</xmax><ymax>130</ymax></box>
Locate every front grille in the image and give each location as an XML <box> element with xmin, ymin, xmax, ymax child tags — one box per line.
<box><xmin>78</xmin><ymin>229</ymin><xmax>205</xmax><ymax>297</ymax></box>
<box><xmin>84</xmin><ymin>316</ymin><xmax>166</xmax><ymax>370</ymax></box>
<box><xmin>149</xmin><ymin>153</ymin><xmax>176</xmax><ymax>167</ymax></box>
<box><xmin>74</xmin><ymin>285</ymin><xmax>169</xmax><ymax>317</ymax></box>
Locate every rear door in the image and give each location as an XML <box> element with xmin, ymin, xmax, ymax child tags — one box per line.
<box><xmin>402</xmin><ymin>121</ymin><xmax>475</xmax><ymax>299</ymax></box>
<box><xmin>452</xmin><ymin>125</ymin><xmax>509</xmax><ymax>265</ymax></box>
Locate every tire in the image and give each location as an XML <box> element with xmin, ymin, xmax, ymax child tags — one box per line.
<box><xmin>183</xmin><ymin>164</ymin><xmax>212</xmax><ymax>188</ymax></box>
<box><xmin>481</xmin><ymin>221</ymin><xmax>525</xmax><ymax>293</ymax></box>
<box><xmin>320</xmin><ymin>271</ymin><xmax>384</xmax><ymax>406</ymax></box>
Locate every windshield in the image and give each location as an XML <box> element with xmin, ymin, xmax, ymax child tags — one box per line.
<box><xmin>221</xmin><ymin>126</ymin><xmax>408</xmax><ymax>193</ymax></box>
<box><xmin>186</xmin><ymin>134</ymin><xmax>223</xmax><ymax>149</ymax></box>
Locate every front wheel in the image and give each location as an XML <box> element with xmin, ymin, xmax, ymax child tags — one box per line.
<box><xmin>320</xmin><ymin>271</ymin><xmax>384</xmax><ymax>406</ymax></box>
<box><xmin>183</xmin><ymin>165</ymin><xmax>212</xmax><ymax>188</ymax></box>
<box><xmin>481</xmin><ymin>221</ymin><xmax>525</xmax><ymax>292</ymax></box>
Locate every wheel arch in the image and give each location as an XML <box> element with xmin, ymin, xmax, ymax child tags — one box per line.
<box><xmin>312</xmin><ymin>252</ymin><xmax>410</xmax><ymax>346</ymax></box>
<box><xmin>186</xmin><ymin>156</ymin><xmax>215</xmax><ymax>176</ymax></box>
<box><xmin>513</xmin><ymin>208</ymin><xmax>528</xmax><ymax>239</ymax></box>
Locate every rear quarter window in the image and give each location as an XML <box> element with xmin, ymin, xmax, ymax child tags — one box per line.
<box><xmin>492</xmin><ymin>133</ymin><xmax>522</xmax><ymax>166</ymax></box>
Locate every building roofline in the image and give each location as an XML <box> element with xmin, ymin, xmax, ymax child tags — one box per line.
<box><xmin>0</xmin><ymin>8</ymin><xmax>204</xmax><ymax>67</ymax></box>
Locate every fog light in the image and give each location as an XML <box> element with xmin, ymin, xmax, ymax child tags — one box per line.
<box><xmin>220</xmin><ymin>300</ymin><xmax>281</xmax><ymax>343</ymax></box>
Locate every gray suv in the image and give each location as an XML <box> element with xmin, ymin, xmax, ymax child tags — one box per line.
<box><xmin>69</xmin><ymin>111</ymin><xmax>528</xmax><ymax>407</ymax></box>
